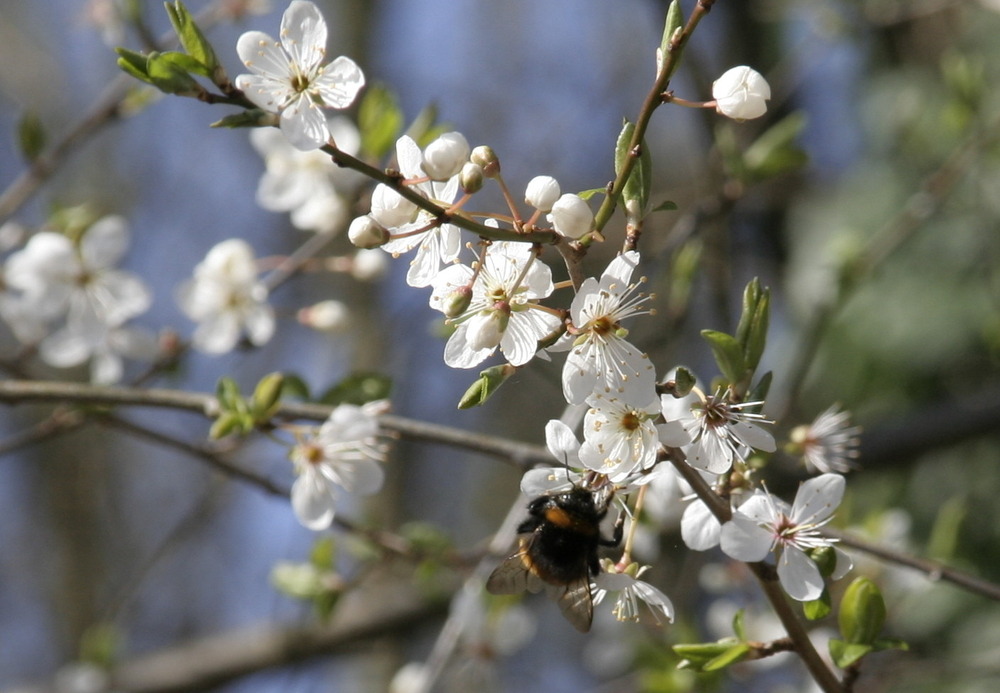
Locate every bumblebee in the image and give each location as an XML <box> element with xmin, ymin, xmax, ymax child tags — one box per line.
<box><xmin>486</xmin><ymin>485</ymin><xmax>622</xmax><ymax>632</ymax></box>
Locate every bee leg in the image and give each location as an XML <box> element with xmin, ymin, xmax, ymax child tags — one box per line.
<box><xmin>600</xmin><ymin>510</ymin><xmax>625</xmax><ymax>548</ymax></box>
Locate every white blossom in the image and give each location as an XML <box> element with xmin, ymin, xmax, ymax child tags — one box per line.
<box><xmin>593</xmin><ymin>560</ymin><xmax>674</xmax><ymax>624</ymax></box>
<box><xmin>379</xmin><ymin>136</ymin><xmax>462</xmax><ymax>287</ymax></box>
<box><xmin>429</xmin><ymin>241</ymin><xmax>560</xmax><ymax>368</ymax></box>
<box><xmin>790</xmin><ymin>404</ymin><xmax>861</xmax><ymax>474</ymax></box>
<box><xmin>661</xmin><ymin>389</ymin><xmax>775</xmax><ymax>475</ymax></box>
<box><xmin>249</xmin><ymin>117</ymin><xmax>362</xmax><ymax>232</ymax></box>
<box><xmin>712</xmin><ymin>66</ymin><xmax>770</xmax><ymax>121</ymax></box>
<box><xmin>553</xmin><ymin>251</ymin><xmax>657</xmax><ymax>405</ymax></box>
<box><xmin>235</xmin><ymin>0</ymin><xmax>365</xmax><ymax>150</ymax></box>
<box><xmin>579</xmin><ymin>390</ymin><xmax>663</xmax><ymax>482</ymax></box>
<box><xmin>720</xmin><ymin>474</ymin><xmax>853</xmax><ymax>601</ymax></box>
<box><xmin>547</xmin><ymin>193</ymin><xmax>594</xmax><ymax>239</ymax></box>
<box><xmin>289</xmin><ymin>401</ymin><xmax>388</xmax><ymax>530</ymax></box>
<box><xmin>176</xmin><ymin>239</ymin><xmax>275</xmax><ymax>354</ymax></box>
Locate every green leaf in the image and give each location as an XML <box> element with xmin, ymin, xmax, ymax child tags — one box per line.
<box><xmin>320</xmin><ymin>372</ymin><xmax>392</xmax><ymax>406</ymax></box>
<box><xmin>700</xmin><ymin>329</ymin><xmax>746</xmax><ymax>385</ymax></box>
<box><xmin>215</xmin><ymin>377</ymin><xmax>243</xmax><ymax>411</ymax></box>
<box><xmin>872</xmin><ymin>637</ymin><xmax>909</xmax><ymax>653</ymax></box>
<box><xmin>250</xmin><ymin>372</ymin><xmax>285</xmax><ymax>421</ymax></box>
<box><xmin>16</xmin><ymin>112</ymin><xmax>46</xmax><ymax>162</ymax></box>
<box><xmin>279</xmin><ymin>373</ymin><xmax>312</xmax><ymax>401</ymax></box>
<box><xmin>804</xmin><ymin>588</ymin><xmax>832</xmax><ymax>620</ymax></box>
<box><xmin>828</xmin><ymin>639</ymin><xmax>873</xmax><ymax>669</ymax></box>
<box><xmin>743</xmin><ymin>112</ymin><xmax>809</xmax><ymax>182</ymax></box>
<box><xmin>659</xmin><ymin>1</ymin><xmax>684</xmax><ymax>66</ymax></box>
<box><xmin>731</xmin><ymin>609</ymin><xmax>747</xmax><ymax>641</ymax></box>
<box><xmin>358</xmin><ymin>84</ymin><xmax>404</xmax><ymax>159</ymax></box>
<box><xmin>576</xmin><ymin>187</ymin><xmax>607</xmax><ymax>201</ymax></box>
<box><xmin>116</xmin><ymin>47</ymin><xmax>153</xmax><ymax>83</ymax></box>
<box><xmin>673</xmin><ymin>641</ymin><xmax>739</xmax><ymax>671</ymax></box>
<box><xmin>458</xmin><ymin>363</ymin><xmax>516</xmax><ymax>409</ymax></box>
<box><xmin>672</xmin><ymin>366</ymin><xmax>697</xmax><ymax>398</ymax></box>
<box><xmin>839</xmin><ymin>577</ymin><xmax>886</xmax><ymax>645</ymax></box>
<box><xmin>145</xmin><ymin>51</ymin><xmax>202</xmax><ymax>95</ymax></box>
<box><xmin>704</xmin><ymin>644</ymin><xmax>751</xmax><ymax>671</ymax></box>
<box><xmin>79</xmin><ymin>623</ymin><xmax>122</xmax><ymax>667</ymax></box>
<box><xmin>734</xmin><ymin>277</ymin><xmax>762</xmax><ymax>349</ymax></box>
<box><xmin>614</xmin><ymin>119</ymin><xmax>651</xmax><ymax>216</ymax></box>
<box><xmin>164</xmin><ymin>0</ymin><xmax>219</xmax><ymax>76</ymax></box>
<box><xmin>651</xmin><ymin>199</ymin><xmax>678</xmax><ymax>213</ymax></box>
<box><xmin>747</xmin><ymin>370</ymin><xmax>772</xmax><ymax>403</ymax></box>
<box><xmin>310</xmin><ymin>536</ymin><xmax>336</xmax><ymax>570</ymax></box>
<box><xmin>210</xmin><ymin>110</ymin><xmax>277</xmax><ymax>129</ymax></box>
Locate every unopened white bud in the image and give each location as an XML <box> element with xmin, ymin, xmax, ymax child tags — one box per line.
<box><xmin>460</xmin><ymin>162</ymin><xmax>485</xmax><ymax>193</ymax></box>
<box><xmin>421</xmin><ymin>131</ymin><xmax>470</xmax><ymax>180</ymax></box>
<box><xmin>371</xmin><ymin>184</ymin><xmax>417</xmax><ymax>228</ymax></box>
<box><xmin>547</xmin><ymin>193</ymin><xmax>594</xmax><ymax>239</ymax></box>
<box><xmin>470</xmin><ymin>145</ymin><xmax>500</xmax><ymax>176</ymax></box>
<box><xmin>298</xmin><ymin>300</ymin><xmax>349</xmax><ymax>332</ymax></box>
<box><xmin>524</xmin><ymin>175</ymin><xmax>561</xmax><ymax>212</ymax></box>
<box><xmin>712</xmin><ymin>66</ymin><xmax>771</xmax><ymax>121</ymax></box>
<box><xmin>466</xmin><ymin>309</ymin><xmax>509</xmax><ymax>351</ymax></box>
<box><xmin>348</xmin><ymin>215</ymin><xmax>389</xmax><ymax>249</ymax></box>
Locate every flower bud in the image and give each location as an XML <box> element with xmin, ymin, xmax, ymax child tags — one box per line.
<box><xmin>712</xmin><ymin>66</ymin><xmax>770</xmax><ymax>121</ymax></box>
<box><xmin>370</xmin><ymin>184</ymin><xmax>417</xmax><ymax>228</ymax></box>
<box><xmin>298</xmin><ymin>300</ymin><xmax>350</xmax><ymax>332</ymax></box>
<box><xmin>524</xmin><ymin>175</ymin><xmax>561</xmax><ymax>212</ymax></box>
<box><xmin>421</xmin><ymin>131</ymin><xmax>470</xmax><ymax>180</ymax></box>
<box><xmin>466</xmin><ymin>308</ymin><xmax>509</xmax><ymax>351</ymax></box>
<box><xmin>443</xmin><ymin>285</ymin><xmax>474</xmax><ymax>318</ymax></box>
<box><xmin>460</xmin><ymin>162</ymin><xmax>485</xmax><ymax>194</ymax></box>
<box><xmin>547</xmin><ymin>193</ymin><xmax>594</xmax><ymax>239</ymax></box>
<box><xmin>470</xmin><ymin>145</ymin><xmax>500</xmax><ymax>177</ymax></box>
<box><xmin>348</xmin><ymin>215</ymin><xmax>389</xmax><ymax>249</ymax></box>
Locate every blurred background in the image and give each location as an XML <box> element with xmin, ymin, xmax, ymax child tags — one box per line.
<box><xmin>1</xmin><ymin>0</ymin><xmax>1000</xmax><ymax>691</ymax></box>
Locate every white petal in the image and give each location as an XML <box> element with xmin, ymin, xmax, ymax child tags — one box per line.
<box><xmin>777</xmin><ymin>547</ymin><xmax>825</xmax><ymax>601</ymax></box>
<box><xmin>657</xmin><ymin>419</ymin><xmax>691</xmax><ymax>447</ymax></box>
<box><xmin>327</xmin><ymin>458</ymin><xmax>384</xmax><ymax>496</ymax></box>
<box><xmin>687</xmin><ymin>434</ymin><xmax>733</xmax><ymax>474</ymax></box>
<box><xmin>681</xmin><ymin>500</ymin><xmax>721</xmax><ymax>551</ymax></box>
<box><xmin>80</xmin><ymin>215</ymin><xmax>129</xmax><ymax>268</ymax></box>
<box><xmin>720</xmin><ymin>512</ymin><xmax>774</xmax><ymax>562</ymax></box>
<box><xmin>280</xmin><ymin>0</ymin><xmax>327</xmax><ymax>72</ymax></box>
<box><xmin>831</xmin><ymin>546</ymin><xmax>854</xmax><ymax>580</ymax></box>
<box><xmin>291</xmin><ymin>471</ymin><xmax>336</xmax><ymax>530</ymax></box>
<box><xmin>236</xmin><ymin>31</ymin><xmax>289</xmax><ymax>79</ymax></box>
<box><xmin>280</xmin><ymin>97</ymin><xmax>329</xmax><ymax>150</ymax></box>
<box><xmin>314</xmin><ymin>56</ymin><xmax>365</xmax><ymax>108</ymax></box>
<box><xmin>731</xmin><ymin>420</ymin><xmax>776</xmax><ymax>453</ymax></box>
<box><xmin>442</xmin><ymin>323</ymin><xmax>492</xmax><ymax>368</ymax></box>
<box><xmin>544</xmin><ymin>420</ymin><xmax>581</xmax><ymax>463</ymax></box>
<box><xmin>632</xmin><ymin>581</ymin><xmax>675</xmax><ymax>623</ymax></box>
<box><xmin>790</xmin><ymin>473</ymin><xmax>845</xmax><ymax>526</ymax></box>
<box><xmin>191</xmin><ymin>312</ymin><xmax>241</xmax><ymax>354</ymax></box>
<box><xmin>601</xmin><ymin>250</ymin><xmax>639</xmax><ymax>287</ymax></box>
<box><xmin>395</xmin><ymin>135</ymin><xmax>424</xmax><ymax>179</ymax></box>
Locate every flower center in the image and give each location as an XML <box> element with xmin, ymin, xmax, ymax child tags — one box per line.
<box><xmin>620</xmin><ymin>410</ymin><xmax>642</xmax><ymax>432</ymax></box>
<box><xmin>590</xmin><ymin>315</ymin><xmax>615</xmax><ymax>336</ymax></box>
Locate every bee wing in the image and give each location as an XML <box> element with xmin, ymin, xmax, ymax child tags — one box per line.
<box><xmin>548</xmin><ymin>577</ymin><xmax>594</xmax><ymax>633</ymax></box>
<box><xmin>486</xmin><ymin>543</ymin><xmax>546</xmax><ymax>595</ymax></box>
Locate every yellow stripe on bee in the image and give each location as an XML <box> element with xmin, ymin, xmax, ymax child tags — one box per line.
<box><xmin>544</xmin><ymin>506</ymin><xmax>574</xmax><ymax>528</ymax></box>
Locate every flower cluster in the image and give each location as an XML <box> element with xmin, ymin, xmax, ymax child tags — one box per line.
<box><xmin>1</xmin><ymin>214</ymin><xmax>156</xmax><ymax>383</ymax></box>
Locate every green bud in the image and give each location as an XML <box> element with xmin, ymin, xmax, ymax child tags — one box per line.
<box><xmin>251</xmin><ymin>372</ymin><xmax>285</xmax><ymax>421</ymax></box>
<box><xmin>460</xmin><ymin>161</ymin><xmax>485</xmax><ymax>193</ymax></box>
<box><xmin>443</xmin><ymin>285</ymin><xmax>473</xmax><ymax>318</ymax></box>
<box><xmin>145</xmin><ymin>51</ymin><xmax>203</xmax><ymax>96</ymax></box>
<box><xmin>116</xmin><ymin>47</ymin><xmax>154</xmax><ymax>83</ymax></box>
<box><xmin>164</xmin><ymin>0</ymin><xmax>220</xmax><ymax>78</ymax></box>
<box><xmin>839</xmin><ymin>577</ymin><xmax>886</xmax><ymax>645</ymax></box>
<box><xmin>470</xmin><ymin>145</ymin><xmax>500</xmax><ymax>176</ymax></box>
<box><xmin>209</xmin><ymin>412</ymin><xmax>242</xmax><ymax>440</ymax></box>
<box><xmin>809</xmin><ymin>546</ymin><xmax>838</xmax><ymax>578</ymax></box>
<box><xmin>458</xmin><ymin>363</ymin><xmax>516</xmax><ymax>409</ymax></box>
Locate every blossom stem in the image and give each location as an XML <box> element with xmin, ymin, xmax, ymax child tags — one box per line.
<box><xmin>620</xmin><ymin>484</ymin><xmax>647</xmax><ymax>564</ymax></box>
<box><xmin>661</xmin><ymin>93</ymin><xmax>714</xmax><ymax>109</ymax></box>
<box><xmin>493</xmin><ymin>172</ymin><xmax>526</xmax><ymax>232</ymax></box>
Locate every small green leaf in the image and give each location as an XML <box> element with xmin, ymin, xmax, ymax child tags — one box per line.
<box><xmin>458</xmin><ymin>363</ymin><xmax>516</xmax><ymax>409</ymax></box>
<box><xmin>79</xmin><ymin>623</ymin><xmax>122</xmax><ymax>667</ymax></box>
<box><xmin>210</xmin><ymin>110</ymin><xmax>277</xmax><ymax>129</ymax></box>
<box><xmin>320</xmin><ymin>372</ymin><xmax>392</xmax><ymax>406</ymax></box>
<box><xmin>747</xmin><ymin>370</ymin><xmax>772</xmax><ymax>403</ymax></box>
<box><xmin>310</xmin><ymin>536</ymin><xmax>336</xmax><ymax>570</ymax></box>
<box><xmin>215</xmin><ymin>377</ymin><xmax>243</xmax><ymax>411</ymax></box>
<box><xmin>828</xmin><ymin>639</ymin><xmax>873</xmax><ymax>669</ymax></box>
<box><xmin>804</xmin><ymin>589</ymin><xmax>832</xmax><ymax>620</ymax></box>
<box><xmin>672</xmin><ymin>366</ymin><xmax>697</xmax><ymax>398</ymax></box>
<box><xmin>251</xmin><ymin>372</ymin><xmax>285</xmax><ymax>421</ymax></box>
<box><xmin>209</xmin><ymin>412</ymin><xmax>242</xmax><ymax>439</ymax></box>
<box><xmin>651</xmin><ymin>199</ymin><xmax>678</xmax><ymax>213</ymax></box>
<box><xmin>673</xmin><ymin>641</ymin><xmax>739</xmax><ymax>671</ymax></box>
<box><xmin>358</xmin><ymin>84</ymin><xmax>404</xmax><ymax>159</ymax></box>
<box><xmin>734</xmin><ymin>277</ymin><xmax>762</xmax><ymax>349</ymax></box>
<box><xmin>576</xmin><ymin>187</ymin><xmax>607</xmax><ymax>201</ymax></box>
<box><xmin>743</xmin><ymin>112</ymin><xmax>809</xmax><ymax>182</ymax></box>
<box><xmin>704</xmin><ymin>644</ymin><xmax>751</xmax><ymax>671</ymax></box>
<box><xmin>164</xmin><ymin>0</ymin><xmax>219</xmax><ymax>76</ymax></box>
<box><xmin>872</xmin><ymin>637</ymin><xmax>909</xmax><ymax>653</ymax></box>
<box><xmin>116</xmin><ymin>47</ymin><xmax>153</xmax><ymax>83</ymax></box>
<box><xmin>839</xmin><ymin>577</ymin><xmax>886</xmax><ymax>646</ymax></box>
<box><xmin>614</xmin><ymin>119</ymin><xmax>651</xmax><ymax>216</ymax></box>
<box><xmin>271</xmin><ymin>562</ymin><xmax>325</xmax><ymax>600</ymax></box>
<box><xmin>279</xmin><ymin>373</ymin><xmax>311</xmax><ymax>401</ymax></box>
<box><xmin>731</xmin><ymin>609</ymin><xmax>747</xmax><ymax>641</ymax></box>
<box><xmin>659</xmin><ymin>1</ymin><xmax>684</xmax><ymax>65</ymax></box>
<box><xmin>700</xmin><ymin>329</ymin><xmax>746</xmax><ymax>385</ymax></box>
<box><xmin>16</xmin><ymin>112</ymin><xmax>46</xmax><ymax>162</ymax></box>
<box><xmin>145</xmin><ymin>51</ymin><xmax>202</xmax><ymax>96</ymax></box>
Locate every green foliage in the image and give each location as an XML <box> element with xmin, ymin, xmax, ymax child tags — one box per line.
<box><xmin>210</xmin><ymin>373</ymin><xmax>287</xmax><ymax>438</ymax></box>
<box><xmin>358</xmin><ymin>84</ymin><xmax>405</xmax><ymax>159</ymax></box>
<box><xmin>828</xmin><ymin>577</ymin><xmax>907</xmax><ymax>668</ymax></box>
<box><xmin>319</xmin><ymin>372</ymin><xmax>392</xmax><ymax>406</ymax></box>
<box><xmin>742</xmin><ymin>112</ymin><xmax>809</xmax><ymax>182</ymax></box>
<box><xmin>659</xmin><ymin>1</ymin><xmax>684</xmax><ymax>61</ymax></box>
<box><xmin>16</xmin><ymin>111</ymin><xmax>46</xmax><ymax>162</ymax></box>
<box><xmin>615</xmin><ymin>119</ymin><xmax>652</xmax><ymax>216</ymax></box>
<box><xmin>701</xmin><ymin>278</ymin><xmax>770</xmax><ymax>397</ymax></box>
<box><xmin>458</xmin><ymin>363</ymin><xmax>516</xmax><ymax>408</ymax></box>
<box><xmin>164</xmin><ymin>1</ymin><xmax>220</xmax><ymax>78</ymax></box>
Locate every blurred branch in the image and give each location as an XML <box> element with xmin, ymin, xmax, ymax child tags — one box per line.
<box><xmin>0</xmin><ymin>379</ymin><xmax>553</xmax><ymax>468</ymax></box>
<box><xmin>13</xmin><ymin>587</ymin><xmax>449</xmax><ymax>693</ymax></box>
